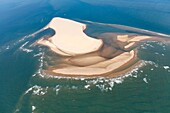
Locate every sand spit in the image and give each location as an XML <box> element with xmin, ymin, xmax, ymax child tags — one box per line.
<box><xmin>36</xmin><ymin>17</ymin><xmax>168</xmax><ymax>78</ymax></box>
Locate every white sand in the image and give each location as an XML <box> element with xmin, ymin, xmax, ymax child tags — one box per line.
<box><xmin>46</xmin><ymin>17</ymin><xmax>103</xmax><ymax>55</ymax></box>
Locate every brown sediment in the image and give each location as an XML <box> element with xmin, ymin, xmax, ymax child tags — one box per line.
<box><xmin>67</xmin><ymin>55</ymin><xmax>106</xmax><ymax>67</ymax></box>
<box><xmin>99</xmin><ymin>44</ymin><xmax>121</xmax><ymax>58</ymax></box>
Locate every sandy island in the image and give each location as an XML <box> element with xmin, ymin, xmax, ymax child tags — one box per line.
<box><xmin>36</xmin><ymin>17</ymin><xmax>168</xmax><ymax>78</ymax></box>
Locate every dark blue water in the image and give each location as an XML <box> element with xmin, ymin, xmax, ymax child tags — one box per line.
<box><xmin>0</xmin><ymin>0</ymin><xmax>170</xmax><ymax>113</ymax></box>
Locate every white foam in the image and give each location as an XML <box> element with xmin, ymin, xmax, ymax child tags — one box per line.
<box><xmin>14</xmin><ymin>109</ymin><xmax>20</xmax><ymax>113</ymax></box>
<box><xmin>71</xmin><ymin>86</ymin><xmax>78</xmax><ymax>90</ymax></box>
<box><xmin>54</xmin><ymin>85</ymin><xmax>61</xmax><ymax>95</ymax></box>
<box><xmin>96</xmin><ymin>84</ymin><xmax>107</xmax><ymax>92</ymax></box>
<box><xmin>114</xmin><ymin>78</ymin><xmax>123</xmax><ymax>84</ymax></box>
<box><xmin>108</xmin><ymin>80</ymin><xmax>114</xmax><ymax>87</ymax></box>
<box><xmin>133</xmin><ymin>75</ymin><xmax>137</xmax><ymax>78</ymax></box>
<box><xmin>18</xmin><ymin>35</ymin><xmax>31</xmax><ymax>43</ymax></box>
<box><xmin>19</xmin><ymin>41</ymin><xmax>33</xmax><ymax>53</ymax></box>
<box><xmin>33</xmin><ymin>52</ymin><xmax>45</xmax><ymax>78</ymax></box>
<box><xmin>32</xmin><ymin>85</ymin><xmax>42</xmax><ymax>95</ymax></box>
<box><xmin>25</xmin><ymin>85</ymin><xmax>48</xmax><ymax>96</ymax></box>
<box><xmin>6</xmin><ymin>46</ymin><xmax>10</xmax><ymax>50</ymax></box>
<box><xmin>19</xmin><ymin>41</ymin><xmax>29</xmax><ymax>49</ymax></box>
<box><xmin>24</xmin><ymin>87</ymin><xmax>33</xmax><ymax>95</ymax></box>
<box><xmin>33</xmin><ymin>52</ymin><xmax>43</xmax><ymax>57</ymax></box>
<box><xmin>84</xmin><ymin>84</ymin><xmax>90</xmax><ymax>89</ymax></box>
<box><xmin>32</xmin><ymin>74</ymin><xmax>36</xmax><ymax>77</ymax></box>
<box><xmin>143</xmin><ymin>78</ymin><xmax>148</xmax><ymax>83</ymax></box>
<box><xmin>163</xmin><ymin>66</ymin><xmax>169</xmax><ymax>70</ymax></box>
<box><xmin>140</xmin><ymin>70</ymin><xmax>143</xmax><ymax>73</ymax></box>
<box><xmin>32</xmin><ymin>106</ymin><xmax>36</xmax><ymax>111</ymax></box>
<box><xmin>21</xmin><ymin>48</ymin><xmax>33</xmax><ymax>53</ymax></box>
<box><xmin>144</xmin><ymin>61</ymin><xmax>158</xmax><ymax>67</ymax></box>
<box><xmin>145</xmin><ymin>43</ymin><xmax>154</xmax><ymax>48</ymax></box>
<box><xmin>155</xmin><ymin>52</ymin><xmax>159</xmax><ymax>55</ymax></box>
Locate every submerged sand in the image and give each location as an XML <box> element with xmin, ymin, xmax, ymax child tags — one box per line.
<box><xmin>36</xmin><ymin>17</ymin><xmax>168</xmax><ymax>78</ymax></box>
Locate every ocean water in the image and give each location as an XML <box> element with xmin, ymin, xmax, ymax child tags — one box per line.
<box><xmin>0</xmin><ymin>0</ymin><xmax>170</xmax><ymax>113</ymax></box>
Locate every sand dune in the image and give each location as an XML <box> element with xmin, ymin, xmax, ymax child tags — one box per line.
<box><xmin>47</xmin><ymin>17</ymin><xmax>103</xmax><ymax>55</ymax></box>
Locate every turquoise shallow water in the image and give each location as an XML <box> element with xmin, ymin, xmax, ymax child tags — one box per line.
<box><xmin>0</xmin><ymin>0</ymin><xmax>170</xmax><ymax>113</ymax></box>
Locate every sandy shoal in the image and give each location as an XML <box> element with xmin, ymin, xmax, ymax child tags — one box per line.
<box><xmin>52</xmin><ymin>50</ymin><xmax>135</xmax><ymax>76</ymax></box>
